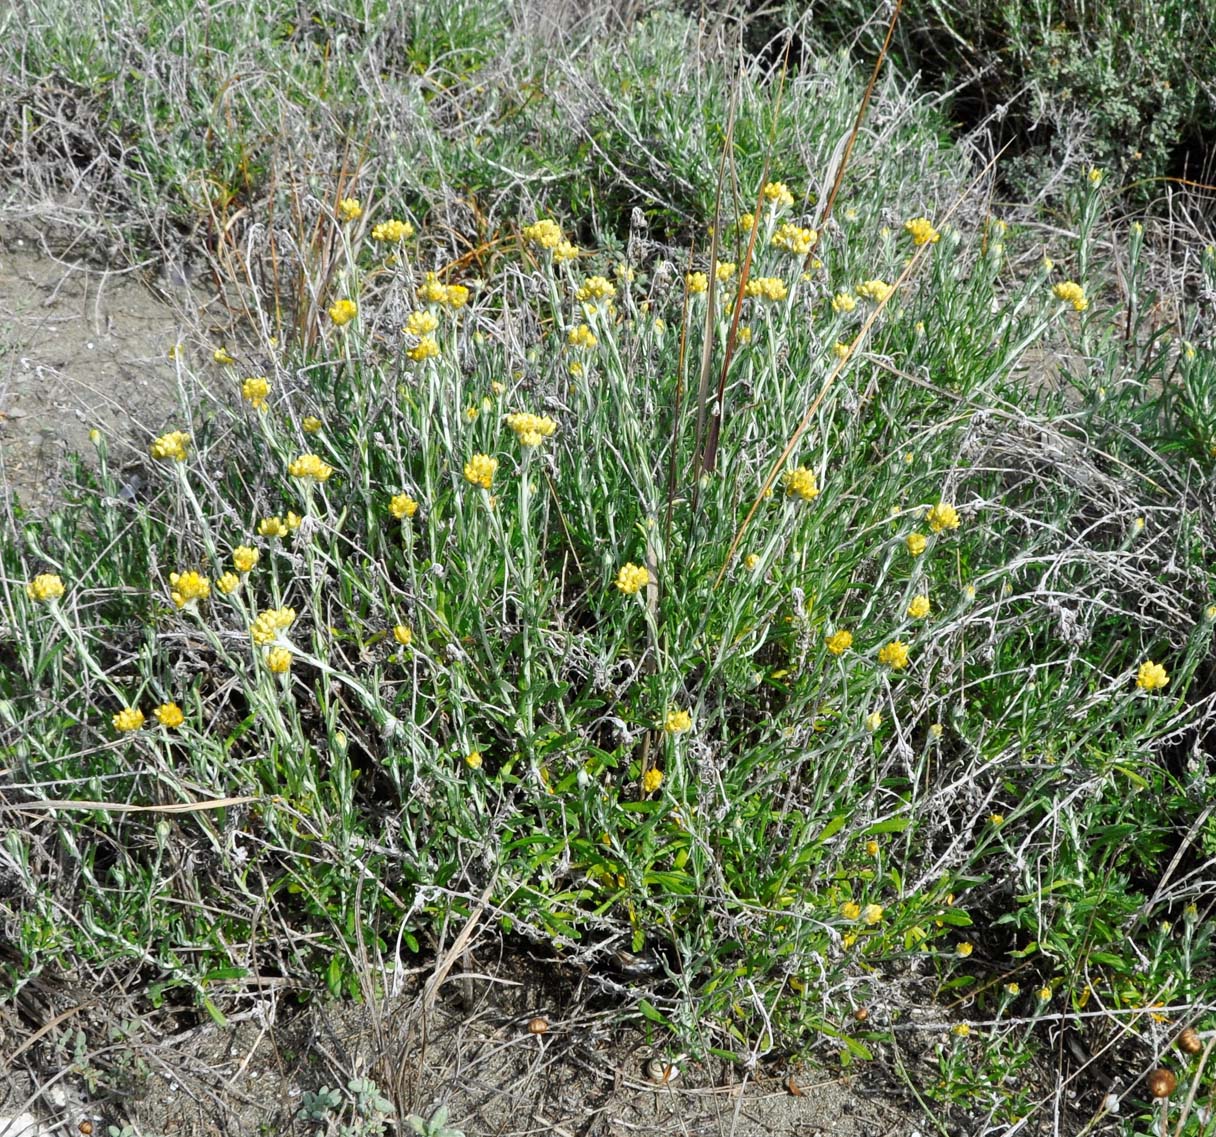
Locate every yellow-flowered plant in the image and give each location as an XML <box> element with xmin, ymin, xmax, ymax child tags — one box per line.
<box><xmin>744</xmin><ymin>276</ymin><xmax>788</xmax><ymax>302</ymax></box>
<box><xmin>418</xmin><ymin>272</ymin><xmax>449</xmax><ymax>304</ymax></box>
<box><xmin>302</xmin><ymin>416</ymin><xmax>323</xmax><ymax>434</ymax></box>
<box><xmin>825</xmin><ymin>629</ymin><xmax>853</xmax><ymax>655</ymax></box>
<box><xmin>233</xmin><ymin>546</ymin><xmax>259</xmax><ymax>574</ymax></box>
<box><xmin>241</xmin><ymin>376</ymin><xmax>270</xmax><ymax>411</ymax></box>
<box><xmin>522</xmin><ymin>218</ymin><xmax>563</xmax><ymax>249</ymax></box>
<box><xmin>112</xmin><ymin>707</ymin><xmax>144</xmax><ymax>732</ymax></box>
<box><xmin>857</xmin><ymin>279</ymin><xmax>894</xmax><ymax>303</ymax></box>
<box><xmin>265</xmin><ymin>647</ymin><xmax>293</xmax><ymax>674</ymax></box>
<box><xmin>926</xmin><ymin>502</ymin><xmax>961</xmax><ymax>533</ymax></box>
<box><xmin>568</xmin><ymin>325</ymin><xmax>597</xmax><ymax>349</ymax></box>
<box><xmin>371</xmin><ymin>218</ymin><xmax>413</xmax><ymax>242</ymax></box>
<box><xmin>552</xmin><ymin>241</ymin><xmax>580</xmax><ymax>264</ymax></box>
<box><xmin>259</xmin><ymin>516</ymin><xmax>288</xmax><ymax>538</ymax></box>
<box><xmin>337</xmin><ymin>197</ymin><xmax>362</xmax><ymax>222</ymax></box>
<box><xmin>251</xmin><ymin>606</ymin><xmax>297</xmax><ymax>646</ymax></box>
<box><xmin>169</xmin><ymin>571</ymin><xmax>210</xmax><ymax>609</ymax></box>
<box><xmin>782</xmin><ymin>466</ymin><xmax>819</xmax><ymax>501</ymax></box>
<box><xmin>464</xmin><ymin>454</ymin><xmax>498</xmax><ymax>489</ymax></box>
<box><xmin>685</xmin><ymin>271</ymin><xmax>708</xmax><ymax>294</ymax></box>
<box><xmin>465</xmin><ymin>750</ymin><xmax>483</xmax><ymax>769</ymax></box>
<box><xmin>904</xmin><ymin>216</ymin><xmax>941</xmax><ymax>246</ymax></box>
<box><xmin>26</xmin><ymin>573</ymin><xmax>65</xmax><ymax>603</ymax></box>
<box><xmin>1137</xmin><ymin>661</ymin><xmax>1169</xmax><ymax>691</ymax></box>
<box><xmin>213</xmin><ymin>346</ymin><xmax>236</xmax><ymax>365</ymax></box>
<box><xmin>150</xmin><ymin>430</ymin><xmax>190</xmax><ymax>462</ymax></box>
<box><xmin>744</xmin><ymin>553</ymin><xmax>761</xmax><ymax>571</ymax></box>
<box><xmin>405</xmin><ymin>310</ymin><xmax>439</xmax><ymax>337</ymax></box>
<box><xmin>288</xmin><ymin>453</ymin><xmax>334</xmax><ymax>482</ymax></box>
<box><xmin>715</xmin><ymin>262</ymin><xmax>737</xmax><ymax>281</ymax></box>
<box><xmin>840</xmin><ymin>901</ymin><xmax>861</xmax><ymax>920</ymax></box>
<box><xmin>906</xmin><ymin>532</ymin><xmax>927</xmax><ymax>556</ymax></box>
<box><xmin>772</xmin><ymin>222</ymin><xmax>816</xmax><ymax>255</ymax></box>
<box><xmin>762</xmin><ymin>181</ymin><xmax>794</xmax><ymax>208</ymax></box>
<box><xmin>154</xmin><ymin>702</ymin><xmax>184</xmax><ymax>728</ymax></box>
<box><xmin>216</xmin><ymin>572</ymin><xmax>241</xmax><ymax>595</ymax></box>
<box><xmin>407</xmin><ymin>337</ymin><xmax>439</xmax><ymax>362</ymax></box>
<box><xmin>328</xmin><ymin>298</ymin><xmax>358</xmax><ymax>326</ymax></box>
<box><xmin>878</xmin><ymin>640</ymin><xmax>910</xmax><ymax>669</ymax></box>
<box><xmin>663</xmin><ymin>709</ymin><xmax>692</xmax><ymax>734</ymax></box>
<box><xmin>642</xmin><ymin>768</ymin><xmax>664</xmax><ymax>793</ymax></box>
<box><xmin>505</xmin><ymin>412</ymin><xmax>557</xmax><ymax>447</ymax></box>
<box><xmin>831</xmin><ymin>292</ymin><xmax>857</xmax><ymax>313</ymax></box>
<box><xmin>865</xmin><ymin>711</ymin><xmax>883</xmax><ymax>731</ymax></box>
<box><xmin>1052</xmin><ymin>281</ymin><xmax>1088</xmax><ymax>311</ymax></box>
<box><xmin>390</xmin><ymin>493</ymin><xmax>419</xmax><ymax>519</ymax></box>
<box><xmin>614</xmin><ymin>563</ymin><xmax>651</xmax><ymax>595</ymax></box>
<box><xmin>576</xmin><ymin>276</ymin><xmax>616</xmax><ymax>303</ymax></box>
<box><xmin>906</xmin><ymin>595</ymin><xmax>931</xmax><ymax>619</ymax></box>
<box><xmin>862</xmin><ymin>904</ymin><xmax>884</xmax><ymax>925</ymax></box>
<box><xmin>393</xmin><ymin>625</ymin><xmax>413</xmax><ymax>647</ymax></box>
<box><xmin>442</xmin><ymin>283</ymin><xmax>469</xmax><ymax>309</ymax></box>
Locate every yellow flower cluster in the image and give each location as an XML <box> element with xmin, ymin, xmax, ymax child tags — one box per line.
<box><xmin>241</xmin><ymin>376</ymin><xmax>270</xmax><ymax>411</ymax></box>
<box><xmin>265</xmin><ymin>648</ymin><xmax>293</xmax><ymax>674</ymax></box>
<box><xmin>568</xmin><ymin>324</ymin><xmax>597</xmax><ymax>349</ymax></box>
<box><xmin>390</xmin><ymin>493</ymin><xmax>419</xmax><ymax>519</ymax></box>
<box><xmin>576</xmin><ymin>276</ymin><xmax>616</xmax><ymax>303</ymax></box>
<box><xmin>213</xmin><ymin>346</ymin><xmax>236</xmax><ymax>365</ymax></box>
<box><xmin>782</xmin><ymin>466</ymin><xmax>819</xmax><ymax>501</ymax></box>
<box><xmin>328</xmin><ymin>298</ymin><xmax>358</xmax><ymax>326</ymax></box>
<box><xmin>393</xmin><ymin>625</ymin><xmax>413</xmax><ymax>647</ymax></box>
<box><xmin>233</xmin><ymin>546</ymin><xmax>259</xmax><ymax>574</ymax></box>
<box><xmin>371</xmin><ymin>218</ymin><xmax>413</xmax><ymax>242</ymax></box>
<box><xmin>831</xmin><ymin>292</ymin><xmax>857</xmax><ymax>313</ymax></box>
<box><xmin>407</xmin><ymin>337</ymin><xmax>439</xmax><ymax>362</ymax></box>
<box><xmin>878</xmin><ymin>640</ymin><xmax>910</xmax><ymax>669</ymax></box>
<box><xmin>906</xmin><ymin>595</ymin><xmax>931</xmax><ymax>619</ymax></box>
<box><xmin>857</xmin><ymin>279</ymin><xmax>894</xmax><ymax>303</ymax></box>
<box><xmin>904</xmin><ymin>216</ymin><xmax>941</xmax><ymax>246</ymax></box>
<box><xmin>337</xmin><ymin>197</ymin><xmax>362</xmax><ymax>222</ymax></box>
<box><xmin>1052</xmin><ymin>281</ymin><xmax>1088</xmax><ymax>311</ymax></box>
<box><xmin>762</xmin><ymin>181</ymin><xmax>794</xmax><ymax>208</ymax></box>
<box><xmin>288</xmin><ymin>453</ymin><xmax>334</xmax><ymax>482</ymax></box>
<box><xmin>744</xmin><ymin>277</ymin><xmax>788</xmax><ymax>302</ymax></box>
<box><xmin>825</xmin><ymin>629</ymin><xmax>853</xmax><ymax>655</ymax></box>
<box><xmin>522</xmin><ymin>218</ymin><xmax>563</xmax><ymax>249</ymax></box>
<box><xmin>505</xmin><ymin>412</ymin><xmax>557</xmax><ymax>447</ymax></box>
<box><xmin>772</xmin><ymin>223</ymin><xmax>816</xmax><ymax>255</ymax></box>
<box><xmin>1137</xmin><ymin>660</ymin><xmax>1169</xmax><ymax>691</ymax></box>
<box><xmin>302</xmin><ymin>416</ymin><xmax>323</xmax><ymax>434</ymax></box>
<box><xmin>216</xmin><ymin>572</ymin><xmax>240</xmax><ymax>595</ymax></box>
<box><xmin>926</xmin><ymin>502</ymin><xmax>960</xmax><ymax>533</ymax></box>
<box><xmin>169</xmin><ymin>571</ymin><xmax>210</xmax><ymax>609</ymax></box>
<box><xmin>26</xmin><ymin>573</ymin><xmax>65</xmax><ymax>603</ymax></box>
<box><xmin>614</xmin><ymin>562</ymin><xmax>651</xmax><ymax>594</ymax></box>
<box><xmin>443</xmin><ymin>283</ymin><xmax>469</xmax><ymax>309</ymax></box>
<box><xmin>405</xmin><ymin>310</ymin><xmax>439</xmax><ymax>337</ymax></box>
<box><xmin>417</xmin><ymin>272</ymin><xmax>467</xmax><ymax>308</ymax></box>
<box><xmin>552</xmin><ymin>241</ymin><xmax>580</xmax><ymax>264</ymax></box>
<box><xmin>642</xmin><ymin>767</ymin><xmax>664</xmax><ymax>793</ymax></box>
<box><xmin>150</xmin><ymin>430</ymin><xmax>190</xmax><ymax>462</ymax></box>
<box><xmin>258</xmin><ymin>513</ymin><xmax>301</xmax><ymax>538</ymax></box>
<box><xmin>251</xmin><ymin>606</ymin><xmax>296</xmax><ymax>647</ymax></box>
<box><xmin>663</xmin><ymin>709</ymin><xmax>692</xmax><ymax>734</ymax></box>
<box><xmin>154</xmin><ymin>702</ymin><xmax>184</xmax><ymax>728</ymax></box>
<box><xmin>906</xmin><ymin>532</ymin><xmax>927</xmax><ymax>556</ymax></box>
<box><xmin>685</xmin><ymin>271</ymin><xmax>708</xmax><ymax>294</ymax></box>
<box><xmin>112</xmin><ymin>707</ymin><xmax>145</xmax><ymax>732</ymax></box>
<box><xmin>715</xmin><ymin>262</ymin><xmax>736</xmax><ymax>281</ymax></box>
<box><xmin>464</xmin><ymin>453</ymin><xmax>498</xmax><ymax>489</ymax></box>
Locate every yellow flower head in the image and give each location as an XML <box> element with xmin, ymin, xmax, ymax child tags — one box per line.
<box><xmin>393</xmin><ymin>624</ymin><xmax>413</xmax><ymax>647</ymax></box>
<box><xmin>782</xmin><ymin>466</ymin><xmax>819</xmax><ymax>501</ymax></box>
<box><xmin>216</xmin><ymin>571</ymin><xmax>241</xmax><ymax>595</ymax></box>
<box><xmin>840</xmin><ymin>901</ymin><xmax>861</xmax><ymax>921</ymax></box>
<box><xmin>737</xmin><ymin>211</ymin><xmax>756</xmax><ymax>232</ymax></box>
<box><xmin>26</xmin><ymin>573</ymin><xmax>65</xmax><ymax>603</ymax></box>
<box><xmin>831</xmin><ymin>292</ymin><xmax>857</xmax><ymax>314</ymax></box>
<box><xmin>576</xmin><ymin>276</ymin><xmax>616</xmax><ymax>304</ymax></box>
<box><xmin>464</xmin><ymin>453</ymin><xmax>498</xmax><ymax>490</ymax></box>
<box><xmin>169</xmin><ymin>571</ymin><xmax>210</xmax><ymax>609</ymax></box>
<box><xmin>952</xmin><ymin>1023</ymin><xmax>971</xmax><ymax>1038</ymax></box>
<box><xmin>1052</xmin><ymin>281</ymin><xmax>1088</xmax><ymax>312</ymax></box>
<box><xmin>926</xmin><ymin>502</ymin><xmax>960</xmax><ymax>533</ymax></box>
<box><xmin>465</xmin><ymin>749</ymin><xmax>484</xmax><ymax>769</ymax></box>
<box><xmin>663</xmin><ymin>709</ymin><xmax>692</xmax><ymax>734</ymax></box>
<box><xmin>956</xmin><ymin>941</ymin><xmax>974</xmax><ymax>958</ymax></box>
<box><xmin>112</xmin><ymin>707</ymin><xmax>144</xmax><ymax>733</ymax></box>
<box><xmin>904</xmin><ymin>217</ymin><xmax>941</xmax><ymax>246</ymax></box>
<box><xmin>405</xmin><ymin>309</ymin><xmax>439</xmax><ymax>337</ymax></box>
<box><xmin>857</xmin><ymin>279</ymin><xmax>894</xmax><ymax>303</ymax></box>
<box><xmin>568</xmin><ymin>324</ymin><xmax>597</xmax><ymax>349</ymax></box>
<box><xmin>1136</xmin><ymin>660</ymin><xmax>1169</xmax><ymax>691</ymax></box>
<box><xmin>407</xmin><ymin>336</ymin><xmax>439</xmax><ymax>362</ymax></box>
<box><xmin>744</xmin><ymin>553</ymin><xmax>761</xmax><ymax>572</ymax></box>
<box><xmin>743</xmin><ymin>276</ymin><xmax>788</xmax><ymax>302</ymax></box>
<box><xmin>288</xmin><ymin>453</ymin><xmax>334</xmax><ymax>482</ymax></box>
<box><xmin>878</xmin><ymin>640</ymin><xmax>910</xmax><ymax>669</ymax></box>
<box><xmin>213</xmin><ymin>346</ymin><xmax>236</xmax><ymax>365</ymax></box>
<box><xmin>715</xmin><ymin>262</ymin><xmax>737</xmax><ymax>282</ymax></box>
<box><xmin>552</xmin><ymin>241</ymin><xmax>580</xmax><ymax>264</ymax></box>
<box><xmin>865</xmin><ymin>839</ymin><xmax>880</xmax><ymax>857</ymax></box>
<box><xmin>905</xmin><ymin>532</ymin><xmax>927</xmax><ymax>556</ymax></box>
<box><xmin>150</xmin><ymin>430</ymin><xmax>190</xmax><ymax>462</ymax></box>
<box><xmin>390</xmin><ymin>493</ymin><xmax>419</xmax><ymax>520</ymax></box>
<box><xmin>522</xmin><ymin>218</ymin><xmax>563</xmax><ymax>249</ymax></box>
<box><xmin>685</xmin><ymin>271</ymin><xmax>709</xmax><ymax>295</ymax></box>
<box><xmin>906</xmin><ymin>595</ymin><xmax>931</xmax><ymax>619</ymax></box>
<box><xmin>442</xmin><ymin>283</ymin><xmax>469</xmax><ymax>309</ymax></box>
<box><xmin>614</xmin><ymin>562</ymin><xmax>651</xmax><ymax>595</ymax></box>
<box><xmin>265</xmin><ymin>647</ymin><xmax>293</xmax><ymax>674</ymax></box>
<box><xmin>337</xmin><ymin>197</ymin><xmax>362</xmax><ymax>222</ymax></box>
<box><xmin>258</xmin><ymin>516</ymin><xmax>288</xmax><ymax>538</ymax></box>
<box><xmin>642</xmin><ymin>767</ymin><xmax>664</xmax><ymax>794</ymax></box>
<box><xmin>505</xmin><ymin>411</ymin><xmax>557</xmax><ymax>448</ymax></box>
<box><xmin>232</xmin><ymin>545</ymin><xmax>259</xmax><ymax>574</ymax></box>
<box><xmin>328</xmin><ymin>298</ymin><xmax>358</xmax><ymax>326</ymax></box>
<box><xmin>865</xmin><ymin>710</ymin><xmax>883</xmax><ymax>731</ymax></box>
<box><xmin>762</xmin><ymin>181</ymin><xmax>795</xmax><ymax>208</ymax></box>
<box><xmin>286</xmin><ymin>511</ymin><xmax>303</xmax><ymax>531</ymax></box>
<box><xmin>862</xmin><ymin>903</ymin><xmax>884</xmax><ymax>925</ymax></box>
<box><xmin>302</xmin><ymin>415</ymin><xmax>323</xmax><ymax>434</ymax></box>
<box><xmin>418</xmin><ymin>272</ymin><xmax>449</xmax><ymax>304</ymax></box>
<box><xmin>772</xmin><ymin>222</ymin><xmax>817</xmax><ymax>256</ymax></box>
<box><xmin>251</xmin><ymin>606</ymin><xmax>297</xmax><ymax>646</ymax></box>
<box><xmin>241</xmin><ymin>376</ymin><xmax>270</xmax><ymax>411</ymax></box>
<box><xmin>153</xmin><ymin>702</ymin><xmax>184</xmax><ymax>728</ymax></box>
<box><xmin>825</xmin><ymin>629</ymin><xmax>853</xmax><ymax>655</ymax></box>
<box><xmin>371</xmin><ymin>218</ymin><xmax>413</xmax><ymax>242</ymax></box>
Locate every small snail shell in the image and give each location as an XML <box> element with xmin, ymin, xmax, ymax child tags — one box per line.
<box><xmin>79</xmin><ymin>1125</ymin><xmax>95</xmax><ymax>1137</ymax></box>
<box><xmin>1147</xmin><ymin>1068</ymin><xmax>1178</xmax><ymax>1098</ymax></box>
<box><xmin>527</xmin><ymin>1016</ymin><xmax>549</xmax><ymax>1035</ymax></box>
<box><xmin>1178</xmin><ymin>1027</ymin><xmax>1203</xmax><ymax>1055</ymax></box>
<box><xmin>854</xmin><ymin>1007</ymin><xmax>870</xmax><ymax>1022</ymax></box>
<box><xmin>645</xmin><ymin>1057</ymin><xmax>680</xmax><ymax>1084</ymax></box>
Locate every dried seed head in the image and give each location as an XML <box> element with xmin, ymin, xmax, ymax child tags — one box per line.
<box><xmin>1178</xmin><ymin>1027</ymin><xmax>1203</xmax><ymax>1056</ymax></box>
<box><xmin>1147</xmin><ymin>1068</ymin><xmax>1178</xmax><ymax>1098</ymax></box>
<box><xmin>527</xmin><ymin>1016</ymin><xmax>549</xmax><ymax>1035</ymax></box>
